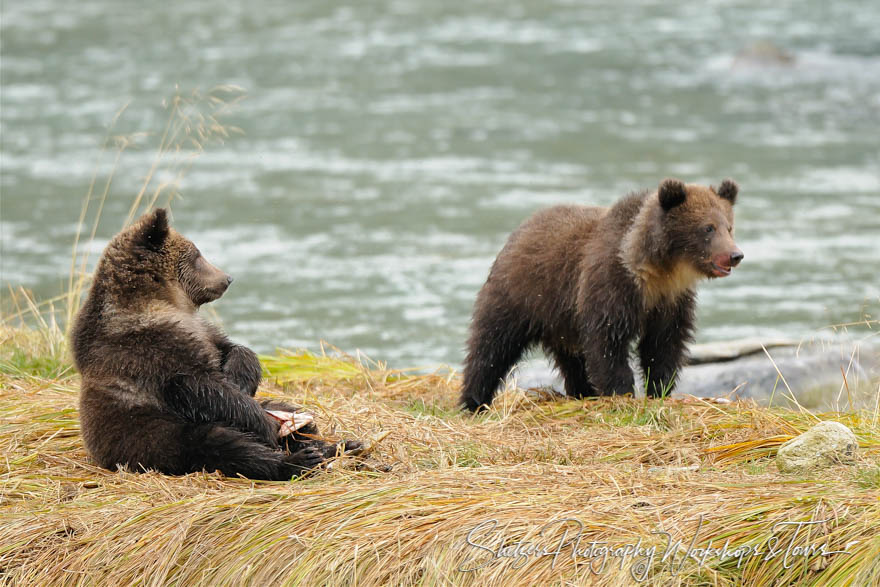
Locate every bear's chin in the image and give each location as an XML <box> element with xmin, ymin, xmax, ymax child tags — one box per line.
<box><xmin>190</xmin><ymin>286</ymin><xmax>228</xmax><ymax>306</ymax></box>
<box><xmin>708</xmin><ymin>262</ymin><xmax>732</xmax><ymax>278</ymax></box>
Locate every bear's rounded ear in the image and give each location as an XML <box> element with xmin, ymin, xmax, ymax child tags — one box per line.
<box><xmin>658</xmin><ymin>178</ymin><xmax>686</xmax><ymax>211</ymax></box>
<box><xmin>716</xmin><ymin>179</ymin><xmax>738</xmax><ymax>204</ymax></box>
<box><xmin>134</xmin><ymin>208</ymin><xmax>170</xmax><ymax>250</ymax></box>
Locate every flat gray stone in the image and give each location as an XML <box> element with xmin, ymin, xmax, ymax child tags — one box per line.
<box><xmin>511</xmin><ymin>338</ymin><xmax>878</xmax><ymax>410</ymax></box>
<box><xmin>686</xmin><ymin>338</ymin><xmax>796</xmax><ymax>365</ymax></box>
<box><xmin>776</xmin><ymin>421</ymin><xmax>858</xmax><ymax>473</ymax></box>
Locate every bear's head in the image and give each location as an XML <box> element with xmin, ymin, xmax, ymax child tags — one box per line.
<box><xmin>96</xmin><ymin>208</ymin><xmax>233</xmax><ymax>310</ymax></box>
<box><xmin>621</xmin><ymin>178</ymin><xmax>743</xmax><ymax>302</ymax></box>
<box><xmin>656</xmin><ymin>178</ymin><xmax>743</xmax><ymax>279</ymax></box>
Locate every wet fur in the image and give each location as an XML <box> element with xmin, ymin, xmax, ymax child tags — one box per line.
<box><xmin>461</xmin><ymin>179</ymin><xmax>740</xmax><ymax>411</ymax></box>
<box><xmin>72</xmin><ymin>209</ymin><xmax>347</xmax><ymax>480</ymax></box>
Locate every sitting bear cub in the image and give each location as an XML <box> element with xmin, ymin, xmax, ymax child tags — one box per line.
<box><xmin>72</xmin><ymin>209</ymin><xmax>360</xmax><ymax>480</ymax></box>
<box><xmin>461</xmin><ymin>178</ymin><xmax>743</xmax><ymax>411</ymax></box>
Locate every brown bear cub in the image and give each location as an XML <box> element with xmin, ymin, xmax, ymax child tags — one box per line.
<box><xmin>72</xmin><ymin>209</ymin><xmax>360</xmax><ymax>480</ymax></box>
<box><xmin>461</xmin><ymin>178</ymin><xmax>743</xmax><ymax>411</ymax></box>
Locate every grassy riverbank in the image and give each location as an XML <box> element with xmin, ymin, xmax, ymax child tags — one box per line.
<box><xmin>1</xmin><ymin>324</ymin><xmax>879</xmax><ymax>585</ymax></box>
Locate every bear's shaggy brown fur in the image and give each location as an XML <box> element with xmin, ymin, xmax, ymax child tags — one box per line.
<box><xmin>71</xmin><ymin>209</ymin><xmax>359</xmax><ymax>480</ymax></box>
<box><xmin>461</xmin><ymin>178</ymin><xmax>743</xmax><ymax>411</ymax></box>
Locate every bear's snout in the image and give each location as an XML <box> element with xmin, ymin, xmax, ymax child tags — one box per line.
<box><xmin>709</xmin><ymin>248</ymin><xmax>743</xmax><ymax>277</ymax></box>
<box><xmin>729</xmin><ymin>249</ymin><xmax>744</xmax><ymax>267</ymax></box>
<box><xmin>226</xmin><ymin>275</ymin><xmax>234</xmax><ymax>285</ymax></box>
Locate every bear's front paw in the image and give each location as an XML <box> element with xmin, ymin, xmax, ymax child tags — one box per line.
<box><xmin>285</xmin><ymin>446</ymin><xmax>326</xmax><ymax>477</ymax></box>
<box><xmin>222</xmin><ymin>345</ymin><xmax>262</xmax><ymax>396</ymax></box>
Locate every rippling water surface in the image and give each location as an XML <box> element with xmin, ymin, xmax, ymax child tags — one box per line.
<box><xmin>2</xmin><ymin>1</ymin><xmax>879</xmax><ymax>366</ymax></box>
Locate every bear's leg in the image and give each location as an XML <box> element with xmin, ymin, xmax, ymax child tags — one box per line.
<box><xmin>639</xmin><ymin>297</ymin><xmax>696</xmax><ymax>398</ymax></box>
<box><xmin>260</xmin><ymin>399</ymin><xmax>362</xmax><ymax>457</ymax></box>
<box><xmin>184</xmin><ymin>424</ymin><xmax>326</xmax><ymax>480</ymax></box>
<box><xmin>548</xmin><ymin>348</ymin><xmax>595</xmax><ymax>398</ymax></box>
<box><xmin>81</xmin><ymin>400</ymin><xmax>314</xmax><ymax>480</ymax></box>
<box><xmin>222</xmin><ymin>344</ymin><xmax>262</xmax><ymax>397</ymax></box>
<box><xmin>98</xmin><ymin>407</ymin><xmax>325</xmax><ymax>480</ymax></box>
<box><xmin>461</xmin><ymin>306</ymin><xmax>532</xmax><ymax>411</ymax></box>
<box><xmin>582</xmin><ymin>331</ymin><xmax>636</xmax><ymax>396</ymax></box>
<box><xmin>639</xmin><ymin>334</ymin><xmax>683</xmax><ymax>398</ymax></box>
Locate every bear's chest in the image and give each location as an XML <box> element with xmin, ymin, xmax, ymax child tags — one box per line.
<box><xmin>183</xmin><ymin>316</ymin><xmax>223</xmax><ymax>366</ymax></box>
<box><xmin>148</xmin><ymin>307</ymin><xmax>223</xmax><ymax>369</ymax></box>
<box><xmin>636</xmin><ymin>261</ymin><xmax>702</xmax><ymax>311</ymax></box>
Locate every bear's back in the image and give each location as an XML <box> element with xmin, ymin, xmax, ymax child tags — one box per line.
<box><xmin>492</xmin><ymin>204</ymin><xmax>606</xmax><ymax>283</ymax></box>
<box><xmin>479</xmin><ymin>204</ymin><xmax>607</xmax><ymax>327</ymax></box>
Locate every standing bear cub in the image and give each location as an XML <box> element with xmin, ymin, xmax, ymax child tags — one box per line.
<box><xmin>461</xmin><ymin>178</ymin><xmax>743</xmax><ymax>411</ymax></box>
<box><xmin>72</xmin><ymin>209</ymin><xmax>360</xmax><ymax>480</ymax></box>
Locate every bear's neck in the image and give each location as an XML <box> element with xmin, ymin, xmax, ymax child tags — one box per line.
<box><xmin>629</xmin><ymin>260</ymin><xmax>703</xmax><ymax>308</ymax></box>
<box><xmin>97</xmin><ymin>278</ymin><xmax>197</xmax><ymax>317</ymax></box>
<box><xmin>619</xmin><ymin>195</ymin><xmax>703</xmax><ymax>308</ymax></box>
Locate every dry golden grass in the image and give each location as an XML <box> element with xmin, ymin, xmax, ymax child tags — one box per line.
<box><xmin>2</xmin><ymin>326</ymin><xmax>879</xmax><ymax>586</ymax></box>
<box><xmin>3</xmin><ymin>86</ymin><xmax>878</xmax><ymax>584</ymax></box>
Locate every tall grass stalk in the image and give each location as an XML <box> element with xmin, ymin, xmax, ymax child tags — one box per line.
<box><xmin>2</xmin><ymin>85</ymin><xmax>246</xmax><ymax>339</ymax></box>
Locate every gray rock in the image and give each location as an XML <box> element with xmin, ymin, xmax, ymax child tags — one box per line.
<box><xmin>511</xmin><ymin>338</ymin><xmax>879</xmax><ymax>410</ymax></box>
<box><xmin>776</xmin><ymin>421</ymin><xmax>858</xmax><ymax>474</ymax></box>
<box><xmin>686</xmin><ymin>338</ymin><xmax>795</xmax><ymax>364</ymax></box>
<box><xmin>677</xmin><ymin>339</ymin><xmax>878</xmax><ymax>409</ymax></box>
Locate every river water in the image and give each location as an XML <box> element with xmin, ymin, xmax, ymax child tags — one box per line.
<box><xmin>2</xmin><ymin>1</ymin><xmax>878</xmax><ymax>367</ymax></box>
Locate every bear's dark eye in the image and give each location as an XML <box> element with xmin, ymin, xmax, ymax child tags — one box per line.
<box><xmin>705</xmin><ymin>225</ymin><xmax>715</xmax><ymax>234</ymax></box>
